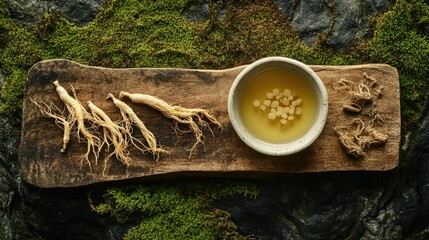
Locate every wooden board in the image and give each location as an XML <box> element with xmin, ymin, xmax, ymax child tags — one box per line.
<box><xmin>19</xmin><ymin>59</ymin><xmax>400</xmax><ymax>188</ymax></box>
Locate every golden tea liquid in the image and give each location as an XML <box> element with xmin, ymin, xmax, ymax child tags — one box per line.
<box><xmin>239</xmin><ymin>69</ymin><xmax>318</xmax><ymax>143</ymax></box>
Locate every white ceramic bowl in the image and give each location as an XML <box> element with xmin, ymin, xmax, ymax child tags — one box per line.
<box><xmin>228</xmin><ymin>57</ymin><xmax>328</xmax><ymax>156</ymax></box>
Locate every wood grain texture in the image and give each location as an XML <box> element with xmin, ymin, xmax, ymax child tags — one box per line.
<box><xmin>19</xmin><ymin>59</ymin><xmax>400</xmax><ymax>188</ymax></box>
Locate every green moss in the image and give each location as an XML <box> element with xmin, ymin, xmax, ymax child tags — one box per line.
<box><xmin>92</xmin><ymin>181</ymin><xmax>258</xmax><ymax>240</ymax></box>
<box><xmin>368</xmin><ymin>0</ymin><xmax>429</xmax><ymax>128</ymax></box>
<box><xmin>0</xmin><ymin>17</ymin><xmax>43</xmax><ymax>115</ymax></box>
<box><xmin>32</xmin><ymin>0</ymin><xmax>201</xmax><ymax>68</ymax></box>
<box><xmin>0</xmin><ymin>0</ymin><xmax>201</xmax><ymax>116</ymax></box>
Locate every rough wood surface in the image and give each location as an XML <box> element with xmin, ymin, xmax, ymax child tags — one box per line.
<box><xmin>19</xmin><ymin>59</ymin><xmax>400</xmax><ymax>188</ymax></box>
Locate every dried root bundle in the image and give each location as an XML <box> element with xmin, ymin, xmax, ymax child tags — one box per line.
<box><xmin>332</xmin><ymin>72</ymin><xmax>389</xmax><ymax>159</ymax></box>
<box><xmin>119</xmin><ymin>91</ymin><xmax>222</xmax><ymax>156</ymax></box>
<box><xmin>87</xmin><ymin>101</ymin><xmax>131</xmax><ymax>172</ymax></box>
<box><xmin>333</xmin><ymin>72</ymin><xmax>385</xmax><ymax>125</ymax></box>
<box><xmin>33</xmin><ymin>82</ymin><xmax>223</xmax><ymax>171</ymax></box>
<box><xmin>107</xmin><ymin>93</ymin><xmax>166</xmax><ymax>160</ymax></box>
<box><xmin>333</xmin><ymin>118</ymin><xmax>388</xmax><ymax>158</ymax></box>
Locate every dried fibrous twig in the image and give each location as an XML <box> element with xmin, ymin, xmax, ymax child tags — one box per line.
<box><xmin>351</xmin><ymin>82</ymin><xmax>373</xmax><ymax>105</ymax></box>
<box><xmin>353</xmin><ymin>118</ymin><xmax>388</xmax><ymax>148</ymax></box>
<box><xmin>87</xmin><ymin>101</ymin><xmax>131</xmax><ymax>173</ymax></box>
<box><xmin>107</xmin><ymin>93</ymin><xmax>167</xmax><ymax>160</ymax></box>
<box><xmin>332</xmin><ymin>79</ymin><xmax>354</xmax><ymax>92</ymax></box>
<box><xmin>119</xmin><ymin>91</ymin><xmax>222</xmax><ymax>157</ymax></box>
<box><xmin>343</xmin><ymin>104</ymin><xmax>361</xmax><ymax>113</ymax></box>
<box><xmin>363</xmin><ymin>72</ymin><xmax>384</xmax><ymax>98</ymax></box>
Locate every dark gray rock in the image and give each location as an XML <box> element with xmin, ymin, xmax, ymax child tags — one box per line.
<box><xmin>185</xmin><ymin>0</ymin><xmax>389</xmax><ymax>50</ymax></box>
<box><xmin>184</xmin><ymin>0</ymin><xmax>226</xmax><ymax>22</ymax></box>
<box><xmin>275</xmin><ymin>0</ymin><xmax>389</xmax><ymax>50</ymax></box>
<box><xmin>5</xmin><ymin>0</ymin><xmax>103</xmax><ymax>26</ymax></box>
<box><xmin>281</xmin><ymin>0</ymin><xmax>332</xmax><ymax>47</ymax></box>
<box><xmin>212</xmin><ymin>99</ymin><xmax>429</xmax><ymax>239</ymax></box>
<box><xmin>20</xmin><ymin>183</ymin><xmax>130</xmax><ymax>240</ymax></box>
<box><xmin>0</xmin><ymin>116</ymin><xmax>19</xmax><ymax>239</ymax></box>
<box><xmin>212</xmin><ymin>173</ymin><xmax>390</xmax><ymax>239</ymax></box>
<box><xmin>185</xmin><ymin>1</ymin><xmax>210</xmax><ymax>22</ymax></box>
<box><xmin>0</xmin><ymin>116</ymin><xmax>39</xmax><ymax>240</ymax></box>
<box><xmin>4</xmin><ymin>0</ymin><xmax>49</xmax><ymax>25</ymax></box>
<box><xmin>327</xmin><ymin>0</ymin><xmax>389</xmax><ymax>50</ymax></box>
<box><xmin>49</xmin><ymin>0</ymin><xmax>103</xmax><ymax>26</ymax></box>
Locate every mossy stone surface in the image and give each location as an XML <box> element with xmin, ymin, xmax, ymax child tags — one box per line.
<box><xmin>2</xmin><ymin>0</ymin><xmax>428</xmax><ymax>130</ymax></box>
<box><xmin>2</xmin><ymin>0</ymin><xmax>429</xmax><ymax>239</ymax></box>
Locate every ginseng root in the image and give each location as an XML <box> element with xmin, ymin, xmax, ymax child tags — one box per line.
<box><xmin>333</xmin><ymin>118</ymin><xmax>388</xmax><ymax>158</ymax></box>
<box><xmin>334</xmin><ymin>73</ymin><xmax>385</xmax><ymax>125</ymax></box>
<box><xmin>333</xmin><ymin>126</ymin><xmax>365</xmax><ymax>158</ymax></box>
<box><xmin>53</xmin><ymin>80</ymin><xmax>101</xmax><ymax>169</ymax></box>
<box><xmin>119</xmin><ymin>91</ymin><xmax>222</xmax><ymax>156</ymax></box>
<box><xmin>87</xmin><ymin>101</ymin><xmax>131</xmax><ymax>172</ymax></box>
<box><xmin>31</xmin><ymin>99</ymin><xmax>70</xmax><ymax>153</ymax></box>
<box><xmin>107</xmin><ymin>93</ymin><xmax>166</xmax><ymax>160</ymax></box>
<box><xmin>353</xmin><ymin>118</ymin><xmax>388</xmax><ymax>148</ymax></box>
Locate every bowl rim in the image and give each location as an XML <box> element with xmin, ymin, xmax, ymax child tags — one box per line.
<box><xmin>227</xmin><ymin>56</ymin><xmax>329</xmax><ymax>156</ymax></box>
